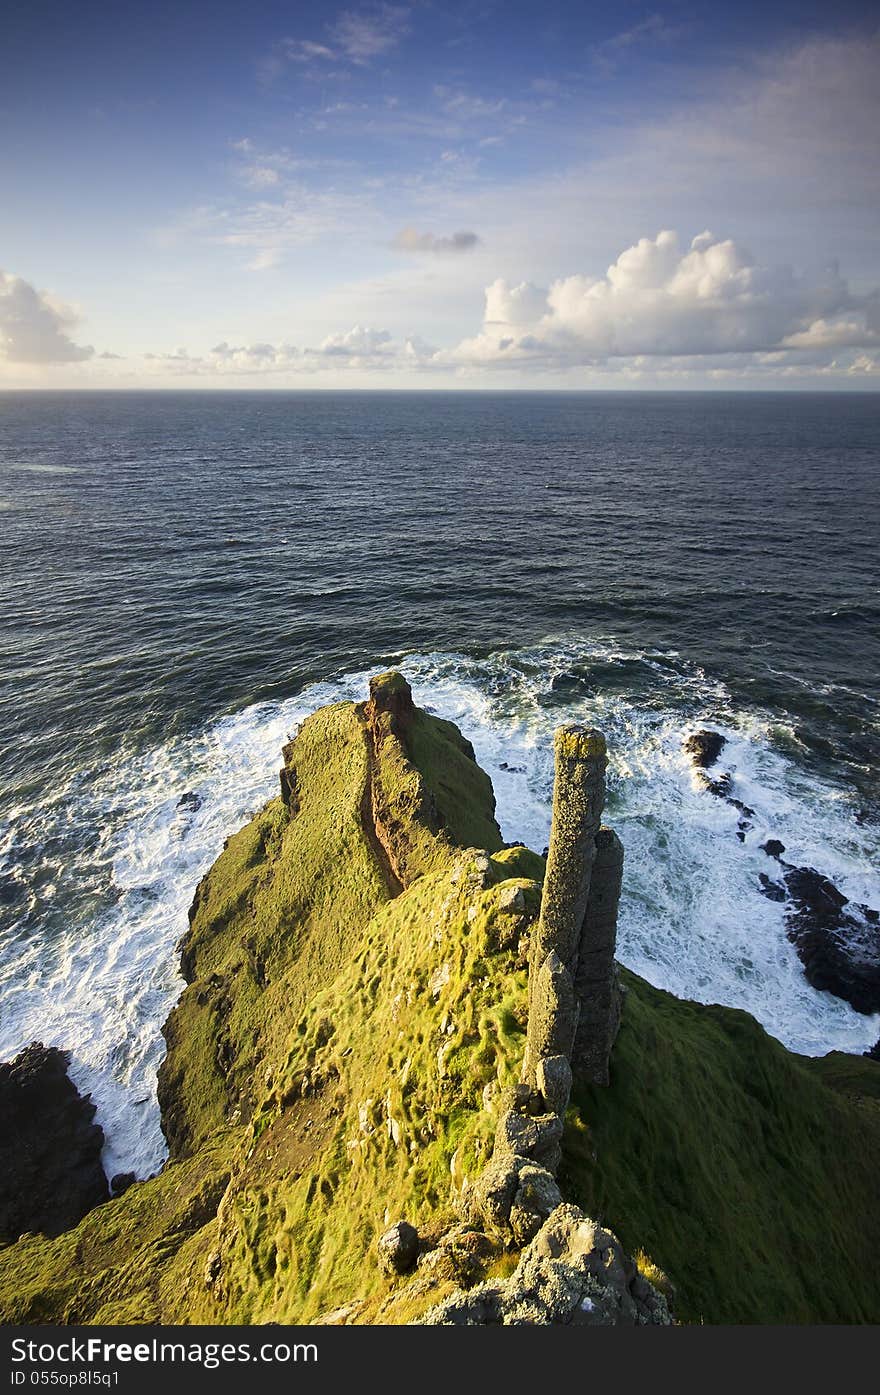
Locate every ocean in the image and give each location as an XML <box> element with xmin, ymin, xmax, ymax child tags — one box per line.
<box><xmin>1</xmin><ymin>389</ymin><xmax>878</xmax><ymax>1179</ymax></box>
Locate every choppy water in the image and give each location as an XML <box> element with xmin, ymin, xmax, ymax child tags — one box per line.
<box><xmin>0</xmin><ymin>391</ymin><xmax>878</xmax><ymax>1177</ymax></box>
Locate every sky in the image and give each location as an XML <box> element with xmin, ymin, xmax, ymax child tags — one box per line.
<box><xmin>1</xmin><ymin>0</ymin><xmax>878</xmax><ymax>388</ymax></box>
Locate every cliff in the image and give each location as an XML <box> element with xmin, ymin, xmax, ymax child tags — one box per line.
<box><xmin>1</xmin><ymin>674</ymin><xmax>878</xmax><ymax>1325</ymax></box>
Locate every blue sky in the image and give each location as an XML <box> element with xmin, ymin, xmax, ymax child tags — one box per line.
<box><xmin>1</xmin><ymin>1</ymin><xmax>878</xmax><ymax>386</ymax></box>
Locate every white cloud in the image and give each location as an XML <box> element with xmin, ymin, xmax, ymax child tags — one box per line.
<box><xmin>317</xmin><ymin>324</ymin><xmax>393</xmax><ymax>357</ymax></box>
<box><xmin>281</xmin><ymin>40</ymin><xmax>337</xmax><ymax>65</ymax></box>
<box><xmin>242</xmin><ymin>166</ymin><xmax>281</xmax><ymax>190</ymax></box>
<box><xmin>270</xmin><ymin>5</ymin><xmax>410</xmax><ymax>76</ymax></box>
<box><xmin>450</xmin><ymin>230</ymin><xmax>878</xmax><ymax>367</ymax></box>
<box><xmin>210</xmin><ymin>341</ymin><xmax>299</xmax><ymax>368</ymax></box>
<box><xmin>0</xmin><ymin>270</ymin><xmax>94</xmax><ymax>364</ymax></box>
<box><xmin>392</xmin><ymin>226</ymin><xmax>480</xmax><ymax>254</ymax></box>
<box><xmin>596</xmin><ymin>12</ymin><xmax>677</xmax><ymax>60</ymax></box>
<box><xmin>332</xmin><ymin>5</ymin><xmax>410</xmax><ymax>64</ymax></box>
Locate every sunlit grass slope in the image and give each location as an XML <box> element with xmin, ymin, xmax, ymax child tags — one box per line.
<box><xmin>1</xmin><ymin>677</ymin><xmax>877</xmax><ymax>1325</ymax></box>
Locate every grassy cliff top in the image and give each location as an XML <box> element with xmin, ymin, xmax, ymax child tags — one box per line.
<box><xmin>1</xmin><ymin>675</ymin><xmax>878</xmax><ymax>1325</ymax></box>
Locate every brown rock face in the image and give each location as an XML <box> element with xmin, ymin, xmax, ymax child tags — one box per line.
<box><xmin>0</xmin><ymin>1042</ymin><xmax>109</xmax><ymax>1242</ymax></box>
<box><xmin>366</xmin><ymin>670</ymin><xmax>416</xmax><ymax>735</ymax></box>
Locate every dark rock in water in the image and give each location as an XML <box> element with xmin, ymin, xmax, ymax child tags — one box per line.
<box><xmin>863</xmin><ymin>1039</ymin><xmax>880</xmax><ymax>1062</ymax></box>
<box><xmin>111</xmin><ymin>1171</ymin><xmax>136</xmax><ymax>1197</ymax></box>
<box><xmin>377</xmin><ymin>1219</ymin><xmax>419</xmax><ymax>1276</ymax></box>
<box><xmin>779</xmin><ymin>864</ymin><xmax>880</xmax><ymax>1015</ymax></box>
<box><xmin>176</xmin><ymin>791</ymin><xmax>202</xmax><ymax>813</ymax></box>
<box><xmin>549</xmin><ymin>671</ymin><xmax>582</xmax><ymax>694</ymax></box>
<box><xmin>705</xmin><ymin>773</ymin><xmax>733</xmax><ymax>799</ymax></box>
<box><xmin>784</xmin><ymin>865</ymin><xmax>847</xmax><ymax>915</ymax></box>
<box><xmin>758</xmin><ymin>873</ymin><xmax>787</xmax><ymax>903</ymax></box>
<box><xmin>762</xmin><ymin>839</ymin><xmax>786</xmax><ymax>860</ymax></box>
<box><xmin>0</xmin><ymin>1043</ymin><xmax>109</xmax><ymax>1242</ymax></box>
<box><xmin>683</xmin><ymin>730</ymin><xmax>726</xmax><ymax>769</ymax></box>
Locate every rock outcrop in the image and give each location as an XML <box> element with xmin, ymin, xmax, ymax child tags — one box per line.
<box><xmin>523</xmin><ymin>724</ymin><xmax>621</xmax><ymax>1097</ymax></box>
<box><xmin>683</xmin><ymin>729</ymin><xmax>755</xmax><ymax>839</ymax></box>
<box><xmin>450</xmin><ymin>722</ymin><xmax>626</xmax><ymax>1299</ymax></box>
<box><xmin>687</xmin><ymin>735</ymin><xmax>880</xmax><ymax>1011</ymax></box>
<box><xmin>423</xmin><ymin>1205</ymin><xmax>670</xmax><ymax>1326</ymax></box>
<box><xmin>759</xmin><ymin>848</ymin><xmax>880</xmax><ymax>1014</ymax></box>
<box><xmin>683</xmin><ymin>730</ymin><xmax>726</xmax><ymax>769</ymax></box>
<box><xmin>0</xmin><ymin>1043</ymin><xmax>109</xmax><ymax>1243</ymax></box>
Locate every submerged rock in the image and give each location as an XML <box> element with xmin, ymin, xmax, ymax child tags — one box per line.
<box><xmin>757</xmin><ymin>852</ymin><xmax>879</xmax><ymax>1013</ymax></box>
<box><xmin>0</xmin><ymin>1043</ymin><xmax>109</xmax><ymax>1242</ymax></box>
<box><xmin>422</xmin><ymin>1204</ymin><xmax>670</xmax><ymax>1326</ymax></box>
<box><xmin>683</xmin><ymin>730</ymin><xmax>726</xmax><ymax>769</ymax></box>
<box><xmin>778</xmin><ymin>863</ymin><xmax>880</xmax><ymax>1015</ymax></box>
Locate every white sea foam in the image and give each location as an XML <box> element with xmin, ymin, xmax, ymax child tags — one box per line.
<box><xmin>0</xmin><ymin>642</ymin><xmax>877</xmax><ymax>1176</ymax></box>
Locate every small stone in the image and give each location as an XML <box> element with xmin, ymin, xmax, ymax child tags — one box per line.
<box><xmin>430</xmin><ymin>963</ymin><xmax>452</xmax><ymax>998</ymax></box>
<box><xmin>377</xmin><ymin>1220</ymin><xmax>419</xmax><ymax>1276</ymax></box>
<box><xmin>535</xmin><ymin>1055</ymin><xmax>572</xmax><ymax>1116</ymax></box>
<box><xmin>509</xmin><ymin>1164</ymin><xmax>562</xmax><ymax>1245</ymax></box>
<box><xmin>494</xmin><ymin>1108</ymin><xmax>563</xmax><ymax>1171</ymax></box>
<box><xmin>499</xmin><ymin>884</ymin><xmax>525</xmax><ymax>914</ymax></box>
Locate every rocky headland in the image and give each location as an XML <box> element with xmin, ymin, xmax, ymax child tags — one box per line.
<box><xmin>0</xmin><ymin>676</ymin><xmax>878</xmax><ymax>1325</ymax></box>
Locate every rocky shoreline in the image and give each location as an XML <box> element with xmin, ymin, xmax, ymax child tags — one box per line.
<box><xmin>684</xmin><ymin>729</ymin><xmax>880</xmax><ymax>1017</ymax></box>
<box><xmin>1</xmin><ymin>681</ymin><xmax>877</xmax><ymax>1326</ymax></box>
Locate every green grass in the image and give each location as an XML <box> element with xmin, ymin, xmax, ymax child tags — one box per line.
<box><xmin>2</xmin><ymin>677</ymin><xmax>878</xmax><ymax>1326</ymax></box>
<box><xmin>562</xmin><ymin>969</ymin><xmax>880</xmax><ymax>1324</ymax></box>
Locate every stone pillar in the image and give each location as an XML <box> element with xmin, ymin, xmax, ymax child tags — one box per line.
<box><xmin>523</xmin><ymin>726</ymin><xmax>607</xmax><ymax>1087</ymax></box>
<box><xmin>572</xmin><ymin>827</ymin><xmax>623</xmax><ymax>1085</ymax></box>
<box><xmin>532</xmin><ymin>726</ymin><xmax>608</xmax><ymax>974</ymax></box>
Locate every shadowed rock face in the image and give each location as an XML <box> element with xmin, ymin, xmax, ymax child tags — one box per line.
<box><xmin>522</xmin><ymin>726</ymin><xmax>623</xmax><ymax>1096</ymax></box>
<box><xmin>523</xmin><ymin>726</ymin><xmax>607</xmax><ymax>1089</ymax></box>
<box><xmin>0</xmin><ymin>1043</ymin><xmax>108</xmax><ymax>1243</ymax></box>
<box><xmin>366</xmin><ymin>670</ymin><xmax>416</xmax><ymax>736</ymax></box>
<box><xmin>573</xmin><ymin>827</ymin><xmax>624</xmax><ymax>1085</ymax></box>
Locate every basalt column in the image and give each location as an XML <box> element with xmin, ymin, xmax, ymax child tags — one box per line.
<box><xmin>572</xmin><ymin>827</ymin><xmax>623</xmax><ymax>1085</ymax></box>
<box><xmin>522</xmin><ymin>726</ymin><xmax>607</xmax><ymax>1088</ymax></box>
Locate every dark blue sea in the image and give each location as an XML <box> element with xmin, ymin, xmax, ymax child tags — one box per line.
<box><xmin>1</xmin><ymin>390</ymin><xmax>878</xmax><ymax>1174</ymax></box>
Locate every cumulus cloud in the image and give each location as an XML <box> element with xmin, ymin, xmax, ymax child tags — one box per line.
<box><xmin>0</xmin><ymin>270</ymin><xmax>94</xmax><ymax>363</ymax></box>
<box><xmin>317</xmin><ymin>324</ymin><xmax>393</xmax><ymax>357</ymax></box>
<box><xmin>140</xmin><ymin>325</ymin><xmax>442</xmax><ymax>376</ymax></box>
<box><xmin>450</xmin><ymin>230</ymin><xmax>878</xmax><ymax>367</ymax></box>
<box><xmin>392</xmin><ymin>226</ymin><xmax>480</xmax><ymax>255</ymax></box>
<box><xmin>210</xmin><ymin>341</ymin><xmax>299</xmax><ymax>368</ymax></box>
